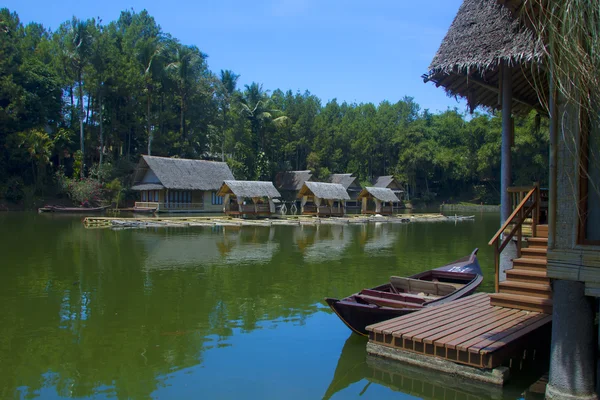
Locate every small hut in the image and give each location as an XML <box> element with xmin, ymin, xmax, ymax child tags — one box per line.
<box><xmin>274</xmin><ymin>170</ymin><xmax>313</xmax><ymax>203</ymax></box>
<box><xmin>358</xmin><ymin>187</ymin><xmax>399</xmax><ymax>215</ymax></box>
<box><xmin>217</xmin><ymin>180</ymin><xmax>281</xmax><ymax>217</ymax></box>
<box><xmin>297</xmin><ymin>182</ymin><xmax>350</xmax><ymax>217</ymax></box>
<box><xmin>329</xmin><ymin>173</ymin><xmax>362</xmax><ymax>213</ymax></box>
<box><xmin>131</xmin><ymin>155</ymin><xmax>234</xmax><ymax>213</ymax></box>
<box><xmin>373</xmin><ymin>176</ymin><xmax>405</xmax><ymax>201</ymax></box>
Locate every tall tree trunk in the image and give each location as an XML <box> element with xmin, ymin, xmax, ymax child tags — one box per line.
<box><xmin>78</xmin><ymin>71</ymin><xmax>85</xmax><ymax>178</ymax></box>
<box><xmin>99</xmin><ymin>93</ymin><xmax>104</xmax><ymax>165</ymax></box>
<box><xmin>147</xmin><ymin>92</ymin><xmax>152</xmax><ymax>156</ymax></box>
<box><xmin>86</xmin><ymin>95</ymin><xmax>92</xmax><ymax>126</ymax></box>
<box><xmin>70</xmin><ymin>86</ymin><xmax>75</xmax><ymax>128</ymax></box>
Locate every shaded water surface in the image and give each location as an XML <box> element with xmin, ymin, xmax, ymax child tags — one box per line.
<box><xmin>0</xmin><ymin>213</ymin><xmax>545</xmax><ymax>399</ymax></box>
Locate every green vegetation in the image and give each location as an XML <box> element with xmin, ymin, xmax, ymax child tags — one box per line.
<box><xmin>0</xmin><ymin>8</ymin><xmax>548</xmax><ymax>207</ymax></box>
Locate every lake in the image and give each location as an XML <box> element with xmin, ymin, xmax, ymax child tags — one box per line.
<box><xmin>0</xmin><ymin>212</ymin><xmax>545</xmax><ymax>399</ymax></box>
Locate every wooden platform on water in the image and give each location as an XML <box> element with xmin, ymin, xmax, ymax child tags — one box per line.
<box><xmin>366</xmin><ymin>293</ymin><xmax>551</xmax><ymax>370</ymax></box>
<box><xmin>82</xmin><ymin>213</ymin><xmax>461</xmax><ymax>229</ymax></box>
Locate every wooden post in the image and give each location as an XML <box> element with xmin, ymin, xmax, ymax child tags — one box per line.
<box><xmin>548</xmin><ymin>79</ymin><xmax>558</xmax><ymax>248</ymax></box>
<box><xmin>501</xmin><ymin>62</ymin><xmax>513</xmax><ymax>225</ymax></box>
<box><xmin>495</xmin><ymin>245</ymin><xmax>500</xmax><ymax>293</ymax></box>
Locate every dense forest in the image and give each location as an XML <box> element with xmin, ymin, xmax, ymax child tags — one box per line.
<box><xmin>0</xmin><ymin>8</ymin><xmax>548</xmax><ymax>206</ymax></box>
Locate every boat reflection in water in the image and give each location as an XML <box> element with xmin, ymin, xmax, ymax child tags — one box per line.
<box><xmin>323</xmin><ymin>335</ymin><xmax>547</xmax><ymax>400</ymax></box>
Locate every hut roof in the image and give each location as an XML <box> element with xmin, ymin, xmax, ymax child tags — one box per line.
<box><xmin>328</xmin><ymin>173</ymin><xmax>360</xmax><ymax>190</ymax></box>
<box><xmin>130</xmin><ymin>183</ymin><xmax>165</xmax><ymax>191</ymax></box>
<box><xmin>133</xmin><ymin>155</ymin><xmax>234</xmax><ymax>191</ymax></box>
<box><xmin>298</xmin><ymin>182</ymin><xmax>351</xmax><ymax>200</ymax></box>
<box><xmin>358</xmin><ymin>187</ymin><xmax>400</xmax><ymax>203</ymax></box>
<box><xmin>372</xmin><ymin>175</ymin><xmax>404</xmax><ymax>191</ymax></box>
<box><xmin>423</xmin><ymin>0</ymin><xmax>546</xmax><ymax>114</ymax></box>
<box><xmin>275</xmin><ymin>170</ymin><xmax>313</xmax><ymax>191</ymax></box>
<box><xmin>217</xmin><ymin>180</ymin><xmax>281</xmax><ymax>199</ymax></box>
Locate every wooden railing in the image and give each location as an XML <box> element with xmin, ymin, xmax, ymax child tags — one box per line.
<box><xmin>135</xmin><ymin>202</ymin><xmax>204</xmax><ymax>211</ymax></box>
<box><xmin>134</xmin><ymin>202</ymin><xmax>159</xmax><ymax>209</ymax></box>
<box><xmin>488</xmin><ymin>184</ymin><xmax>541</xmax><ymax>292</ymax></box>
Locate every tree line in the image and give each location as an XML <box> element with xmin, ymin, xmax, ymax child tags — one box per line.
<box><xmin>0</xmin><ymin>8</ymin><xmax>548</xmax><ymax>205</ymax></box>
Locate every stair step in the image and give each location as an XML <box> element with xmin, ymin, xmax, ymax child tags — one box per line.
<box><xmin>506</xmin><ymin>268</ymin><xmax>550</xmax><ymax>284</ymax></box>
<box><xmin>499</xmin><ymin>281</ymin><xmax>552</xmax><ymax>299</ymax></box>
<box><xmin>513</xmin><ymin>257</ymin><xmax>547</xmax><ymax>270</ymax></box>
<box><xmin>536</xmin><ymin>225</ymin><xmax>549</xmax><ymax>238</ymax></box>
<box><xmin>521</xmin><ymin>247</ymin><xmax>548</xmax><ymax>259</ymax></box>
<box><xmin>527</xmin><ymin>237</ymin><xmax>548</xmax><ymax>247</ymax></box>
<box><xmin>490</xmin><ymin>293</ymin><xmax>553</xmax><ymax>314</ymax></box>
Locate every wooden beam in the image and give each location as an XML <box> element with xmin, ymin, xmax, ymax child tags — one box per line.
<box><xmin>468</xmin><ymin>75</ymin><xmax>541</xmax><ymax>111</ymax></box>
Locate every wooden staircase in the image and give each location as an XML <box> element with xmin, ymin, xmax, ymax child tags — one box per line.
<box><xmin>489</xmin><ymin>225</ymin><xmax>552</xmax><ymax>314</ymax></box>
<box><xmin>488</xmin><ymin>185</ymin><xmax>553</xmax><ymax>315</ymax></box>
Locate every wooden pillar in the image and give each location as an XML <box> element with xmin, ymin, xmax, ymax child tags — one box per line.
<box><xmin>500</xmin><ymin>62</ymin><xmax>513</xmax><ymax>225</ymax></box>
<box><xmin>548</xmin><ymin>76</ymin><xmax>558</xmax><ymax>248</ymax></box>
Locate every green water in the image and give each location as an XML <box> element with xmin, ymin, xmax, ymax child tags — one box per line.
<box><xmin>0</xmin><ymin>213</ymin><xmax>545</xmax><ymax>399</ymax></box>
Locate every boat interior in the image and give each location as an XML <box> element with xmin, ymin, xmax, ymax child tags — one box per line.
<box><xmin>350</xmin><ymin>271</ymin><xmax>475</xmax><ymax>309</ymax></box>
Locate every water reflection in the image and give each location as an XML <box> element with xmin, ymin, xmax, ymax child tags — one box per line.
<box><xmin>140</xmin><ymin>226</ymin><xmax>280</xmax><ymax>269</ymax></box>
<box><xmin>324</xmin><ymin>335</ymin><xmax>546</xmax><ymax>400</ymax></box>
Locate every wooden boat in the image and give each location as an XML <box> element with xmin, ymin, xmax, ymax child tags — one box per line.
<box><xmin>325</xmin><ymin>249</ymin><xmax>483</xmax><ymax>336</ymax></box>
<box><xmin>38</xmin><ymin>205</ymin><xmax>110</xmax><ymax>213</ymax></box>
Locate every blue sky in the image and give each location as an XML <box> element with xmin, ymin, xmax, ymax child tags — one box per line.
<box><xmin>6</xmin><ymin>0</ymin><xmax>466</xmax><ymax>113</ymax></box>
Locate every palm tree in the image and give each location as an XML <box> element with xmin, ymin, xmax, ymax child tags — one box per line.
<box><xmin>165</xmin><ymin>43</ymin><xmax>206</xmax><ymax>148</ymax></box>
<box><xmin>239</xmin><ymin>82</ymin><xmax>288</xmax><ymax>153</ymax></box>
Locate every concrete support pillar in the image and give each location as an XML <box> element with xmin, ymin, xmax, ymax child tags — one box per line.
<box><xmin>500</xmin><ymin>63</ymin><xmax>516</xmax><ymax>279</ymax></box>
<box><xmin>546</xmin><ymin>280</ymin><xmax>598</xmax><ymax>400</ymax></box>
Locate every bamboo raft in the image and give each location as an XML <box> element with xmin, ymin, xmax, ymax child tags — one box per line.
<box><xmin>83</xmin><ymin>213</ymin><xmax>473</xmax><ymax>230</ymax></box>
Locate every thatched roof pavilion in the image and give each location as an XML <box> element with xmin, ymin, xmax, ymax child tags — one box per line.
<box><xmin>329</xmin><ymin>173</ymin><xmax>361</xmax><ymax>200</ymax></box>
<box><xmin>132</xmin><ymin>155</ymin><xmax>234</xmax><ymax>191</ymax></box>
<box><xmin>423</xmin><ymin>0</ymin><xmax>546</xmax><ymax>114</ymax></box>
<box><xmin>217</xmin><ymin>180</ymin><xmax>281</xmax><ymax>217</ymax></box>
<box><xmin>298</xmin><ymin>182</ymin><xmax>350</xmax><ymax>201</ymax></box>
<box><xmin>298</xmin><ymin>182</ymin><xmax>350</xmax><ymax>216</ymax></box>
<box><xmin>274</xmin><ymin>170</ymin><xmax>313</xmax><ymax>202</ymax></box>
<box><xmin>358</xmin><ymin>187</ymin><xmax>399</xmax><ymax>215</ymax></box>
<box><xmin>358</xmin><ymin>187</ymin><xmax>399</xmax><ymax>203</ymax></box>
<box><xmin>217</xmin><ymin>180</ymin><xmax>281</xmax><ymax>199</ymax></box>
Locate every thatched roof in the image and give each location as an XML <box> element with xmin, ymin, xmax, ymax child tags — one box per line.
<box><xmin>358</xmin><ymin>187</ymin><xmax>400</xmax><ymax>203</ymax></box>
<box><xmin>328</xmin><ymin>173</ymin><xmax>360</xmax><ymax>191</ymax></box>
<box><xmin>217</xmin><ymin>180</ymin><xmax>281</xmax><ymax>199</ymax></box>
<box><xmin>372</xmin><ymin>176</ymin><xmax>404</xmax><ymax>191</ymax></box>
<box><xmin>130</xmin><ymin>183</ymin><xmax>165</xmax><ymax>191</ymax></box>
<box><xmin>298</xmin><ymin>182</ymin><xmax>351</xmax><ymax>200</ymax></box>
<box><xmin>423</xmin><ymin>0</ymin><xmax>546</xmax><ymax>114</ymax></box>
<box><xmin>275</xmin><ymin>170</ymin><xmax>313</xmax><ymax>191</ymax></box>
<box><xmin>132</xmin><ymin>155</ymin><xmax>234</xmax><ymax>191</ymax></box>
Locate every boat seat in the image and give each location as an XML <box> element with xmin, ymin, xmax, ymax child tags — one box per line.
<box><xmin>390</xmin><ymin>276</ymin><xmax>456</xmax><ymax>297</ymax></box>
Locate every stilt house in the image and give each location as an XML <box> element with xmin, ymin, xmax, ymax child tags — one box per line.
<box><xmin>329</xmin><ymin>173</ymin><xmax>362</xmax><ymax>213</ymax></box>
<box><xmin>358</xmin><ymin>187</ymin><xmax>399</xmax><ymax>215</ymax></box>
<box><xmin>131</xmin><ymin>155</ymin><xmax>234</xmax><ymax>213</ymax></box>
<box><xmin>423</xmin><ymin>0</ymin><xmax>600</xmax><ymax>397</ymax></box>
<box><xmin>372</xmin><ymin>175</ymin><xmax>405</xmax><ymax>201</ymax></box>
<box><xmin>297</xmin><ymin>182</ymin><xmax>350</xmax><ymax>217</ymax></box>
<box><xmin>274</xmin><ymin>170</ymin><xmax>313</xmax><ymax>204</ymax></box>
<box><xmin>217</xmin><ymin>180</ymin><xmax>281</xmax><ymax>217</ymax></box>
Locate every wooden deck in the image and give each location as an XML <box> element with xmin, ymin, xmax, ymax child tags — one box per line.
<box><xmin>367</xmin><ymin>293</ymin><xmax>551</xmax><ymax>369</ymax></box>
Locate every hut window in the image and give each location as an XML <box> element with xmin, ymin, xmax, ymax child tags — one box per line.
<box><xmin>141</xmin><ymin>191</ymin><xmax>147</xmax><ymax>201</ymax></box>
<box><xmin>212</xmin><ymin>192</ymin><xmax>223</xmax><ymax>205</ymax></box>
<box><xmin>579</xmin><ymin>109</ymin><xmax>600</xmax><ymax>244</ymax></box>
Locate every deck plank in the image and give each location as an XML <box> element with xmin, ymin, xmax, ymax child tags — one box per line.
<box><xmin>470</xmin><ymin>314</ymin><xmax>551</xmax><ymax>354</ymax></box>
<box><xmin>396</xmin><ymin>302</ymin><xmax>496</xmax><ymax>340</ymax></box>
<box><xmin>420</xmin><ymin>307</ymin><xmax>517</xmax><ymax>344</ymax></box>
<box><xmin>456</xmin><ymin>312</ymin><xmax>545</xmax><ymax>352</ymax></box>
<box><xmin>373</xmin><ymin>293</ymin><xmax>487</xmax><ymax>334</ymax></box>
<box><xmin>441</xmin><ymin>310</ymin><xmax>530</xmax><ymax>350</ymax></box>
